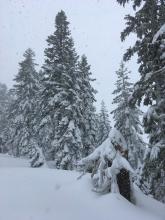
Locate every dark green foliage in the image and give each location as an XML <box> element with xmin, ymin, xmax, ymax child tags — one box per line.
<box><xmin>119</xmin><ymin>0</ymin><xmax>165</xmax><ymax>73</ymax></box>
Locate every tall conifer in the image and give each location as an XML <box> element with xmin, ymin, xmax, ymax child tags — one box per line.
<box><xmin>111</xmin><ymin>62</ymin><xmax>145</xmax><ymax>169</ymax></box>
<box><xmin>40</xmin><ymin>11</ymin><xmax>83</xmax><ymax>169</ymax></box>
<box><xmin>117</xmin><ymin>0</ymin><xmax>165</xmax><ymax>202</ymax></box>
<box><xmin>8</xmin><ymin>49</ymin><xmax>39</xmax><ymax>157</ymax></box>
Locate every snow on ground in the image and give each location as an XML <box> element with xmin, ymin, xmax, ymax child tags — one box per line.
<box><xmin>0</xmin><ymin>153</ymin><xmax>29</xmax><ymax>167</ymax></box>
<box><xmin>0</xmin><ymin>154</ymin><xmax>164</xmax><ymax>220</ymax></box>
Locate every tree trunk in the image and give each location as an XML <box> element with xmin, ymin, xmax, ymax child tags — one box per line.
<box><xmin>117</xmin><ymin>168</ymin><xmax>131</xmax><ymax>202</ymax></box>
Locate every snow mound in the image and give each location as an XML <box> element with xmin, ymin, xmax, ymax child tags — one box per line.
<box><xmin>79</xmin><ymin>128</ymin><xmax>128</xmax><ymax>164</ymax></box>
<box><xmin>0</xmin><ymin>154</ymin><xmax>164</xmax><ymax>220</ymax></box>
<box><xmin>109</xmin><ymin>128</ymin><xmax>127</xmax><ymax>150</ymax></box>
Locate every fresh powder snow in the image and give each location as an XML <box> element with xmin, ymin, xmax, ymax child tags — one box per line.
<box><xmin>0</xmin><ymin>153</ymin><xmax>164</xmax><ymax>220</ymax></box>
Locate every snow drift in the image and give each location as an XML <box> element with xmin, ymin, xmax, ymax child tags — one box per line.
<box><xmin>0</xmin><ymin>153</ymin><xmax>164</xmax><ymax>220</ymax></box>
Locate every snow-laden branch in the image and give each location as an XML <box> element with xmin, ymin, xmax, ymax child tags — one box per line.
<box><xmin>152</xmin><ymin>23</ymin><xmax>165</xmax><ymax>43</ymax></box>
<box><xmin>78</xmin><ymin>129</ymin><xmax>134</xmax><ymax>198</ymax></box>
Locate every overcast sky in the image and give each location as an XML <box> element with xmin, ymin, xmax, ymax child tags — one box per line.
<box><xmin>0</xmin><ymin>0</ymin><xmax>139</xmax><ymax>115</ymax></box>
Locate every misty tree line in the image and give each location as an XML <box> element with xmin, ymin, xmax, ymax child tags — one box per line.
<box><xmin>0</xmin><ymin>11</ymin><xmax>143</xmax><ymax>169</ymax></box>
<box><xmin>0</xmin><ymin>0</ymin><xmax>165</xmax><ymax>204</ymax></box>
<box><xmin>0</xmin><ymin>11</ymin><xmax>111</xmax><ymax>167</ymax></box>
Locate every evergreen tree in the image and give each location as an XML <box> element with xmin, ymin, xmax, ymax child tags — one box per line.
<box><xmin>8</xmin><ymin>48</ymin><xmax>40</xmax><ymax>157</ymax></box>
<box><xmin>79</xmin><ymin>128</ymin><xmax>133</xmax><ymax>202</ymax></box>
<box><xmin>117</xmin><ymin>0</ymin><xmax>165</xmax><ymax>70</ymax></box>
<box><xmin>117</xmin><ymin>0</ymin><xmax>165</xmax><ymax>202</ymax></box>
<box><xmin>111</xmin><ymin>62</ymin><xmax>145</xmax><ymax>169</ymax></box>
<box><xmin>0</xmin><ymin>83</ymin><xmax>11</xmax><ymax>153</ymax></box>
<box><xmin>30</xmin><ymin>144</ymin><xmax>45</xmax><ymax>168</ymax></box>
<box><xmin>97</xmin><ymin>100</ymin><xmax>111</xmax><ymax>146</ymax></box>
<box><xmin>77</xmin><ymin>55</ymin><xmax>97</xmax><ymax>157</ymax></box>
<box><xmin>39</xmin><ymin>11</ymin><xmax>83</xmax><ymax>169</ymax></box>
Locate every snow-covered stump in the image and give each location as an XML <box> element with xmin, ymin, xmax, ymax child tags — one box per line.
<box><xmin>78</xmin><ymin>129</ymin><xmax>134</xmax><ymax>202</ymax></box>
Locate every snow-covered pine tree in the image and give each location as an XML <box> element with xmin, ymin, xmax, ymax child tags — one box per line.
<box><xmin>40</xmin><ymin>10</ymin><xmax>83</xmax><ymax>169</ymax></box>
<box><xmin>77</xmin><ymin>55</ymin><xmax>97</xmax><ymax>157</ymax></box>
<box><xmin>8</xmin><ymin>48</ymin><xmax>40</xmax><ymax>158</ymax></box>
<box><xmin>0</xmin><ymin>83</ymin><xmax>11</xmax><ymax>153</ymax></box>
<box><xmin>116</xmin><ymin>0</ymin><xmax>165</xmax><ymax>67</ymax></box>
<box><xmin>131</xmin><ymin>25</ymin><xmax>165</xmax><ymax>202</ymax></box>
<box><xmin>111</xmin><ymin>62</ymin><xmax>145</xmax><ymax>170</ymax></box>
<box><xmin>30</xmin><ymin>143</ymin><xmax>45</xmax><ymax>168</ymax></box>
<box><xmin>97</xmin><ymin>100</ymin><xmax>111</xmax><ymax>146</ymax></box>
<box><xmin>78</xmin><ymin>128</ymin><xmax>133</xmax><ymax>202</ymax></box>
<box><xmin>117</xmin><ymin>0</ymin><xmax>165</xmax><ymax>203</ymax></box>
<box><xmin>39</xmin><ymin>72</ymin><xmax>55</xmax><ymax>162</ymax></box>
<box><xmin>0</xmin><ymin>83</ymin><xmax>8</xmax><ymax>152</ymax></box>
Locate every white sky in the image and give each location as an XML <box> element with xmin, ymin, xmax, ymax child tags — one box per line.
<box><xmin>0</xmin><ymin>0</ymin><xmax>139</xmax><ymax>116</ymax></box>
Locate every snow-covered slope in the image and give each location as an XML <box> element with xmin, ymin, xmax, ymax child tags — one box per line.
<box><xmin>0</xmin><ymin>154</ymin><xmax>164</xmax><ymax>220</ymax></box>
<box><xmin>0</xmin><ymin>153</ymin><xmax>29</xmax><ymax>167</ymax></box>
